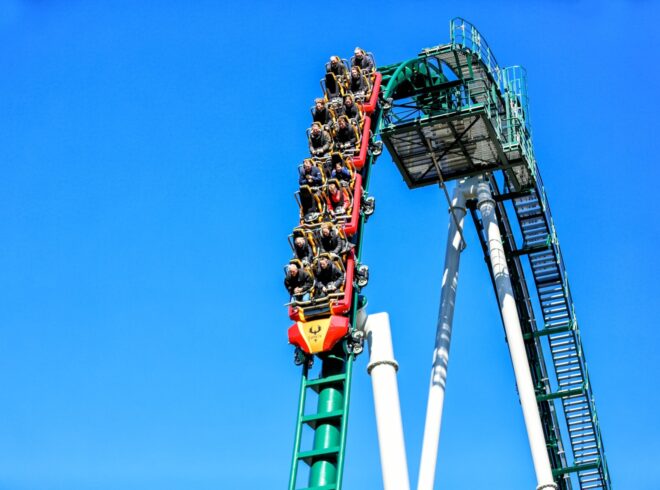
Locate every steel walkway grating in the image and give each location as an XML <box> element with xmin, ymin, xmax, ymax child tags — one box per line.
<box><xmin>381</xmin><ymin>113</ymin><xmax>502</xmax><ymax>188</ymax></box>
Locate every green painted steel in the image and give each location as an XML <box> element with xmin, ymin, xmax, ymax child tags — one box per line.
<box><xmin>375</xmin><ymin>17</ymin><xmax>612</xmax><ymax>490</ymax></box>
<box><xmin>287</xmin><ymin>354</ymin><xmax>349</xmax><ymax>490</ymax></box>
<box><xmin>308</xmin><ymin>358</ymin><xmax>344</xmax><ymax>486</ymax></box>
<box><xmin>288</xmin><ymin>365</ymin><xmax>309</xmax><ymax>490</ymax></box>
<box><xmin>288</xmin><ymin>354</ymin><xmax>350</xmax><ymax>490</ymax></box>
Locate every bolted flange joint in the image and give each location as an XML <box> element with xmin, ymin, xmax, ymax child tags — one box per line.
<box><xmin>367</xmin><ymin>359</ymin><xmax>399</xmax><ymax>375</ymax></box>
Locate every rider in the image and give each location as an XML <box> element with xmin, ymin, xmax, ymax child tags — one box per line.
<box><xmin>325</xmin><ymin>180</ymin><xmax>349</xmax><ymax>216</ymax></box>
<box><xmin>314</xmin><ymin>256</ymin><xmax>345</xmax><ymax>298</ymax></box>
<box><xmin>326</xmin><ymin>55</ymin><xmax>347</xmax><ymax>80</ymax></box>
<box><xmin>341</xmin><ymin>94</ymin><xmax>360</xmax><ymax>122</ymax></box>
<box><xmin>312</xmin><ymin>98</ymin><xmax>333</xmax><ymax>129</ymax></box>
<box><xmin>308</xmin><ymin>122</ymin><xmax>333</xmax><ymax>157</ymax></box>
<box><xmin>351</xmin><ymin>47</ymin><xmax>374</xmax><ymax>72</ymax></box>
<box><xmin>330</xmin><ymin>160</ymin><xmax>352</xmax><ymax>186</ymax></box>
<box><xmin>293</xmin><ymin>236</ymin><xmax>314</xmax><ymax>265</ymax></box>
<box><xmin>333</xmin><ymin>116</ymin><xmax>357</xmax><ymax>151</ymax></box>
<box><xmin>284</xmin><ymin>262</ymin><xmax>314</xmax><ymax>302</ymax></box>
<box><xmin>319</xmin><ymin>222</ymin><xmax>345</xmax><ymax>255</ymax></box>
<box><xmin>349</xmin><ymin>66</ymin><xmax>368</xmax><ymax>99</ymax></box>
<box><xmin>299</xmin><ymin>159</ymin><xmax>323</xmax><ymax>187</ymax></box>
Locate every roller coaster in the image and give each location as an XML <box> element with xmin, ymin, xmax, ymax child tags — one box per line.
<box><xmin>283</xmin><ymin>18</ymin><xmax>612</xmax><ymax>490</ymax></box>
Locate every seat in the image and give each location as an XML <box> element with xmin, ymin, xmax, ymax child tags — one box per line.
<box><xmin>295</xmin><ymin>185</ymin><xmax>325</xmax><ymax>227</ymax></box>
<box><xmin>289</xmin><ymin>227</ymin><xmax>319</xmax><ymax>260</ymax></box>
<box><xmin>332</xmin><ymin>116</ymin><xmax>361</xmax><ymax>155</ymax></box>
<box><xmin>285</xmin><ymin>258</ymin><xmax>315</xmax><ymax>306</ymax></box>
<box><xmin>350</xmin><ymin>51</ymin><xmax>377</xmax><ymax>74</ymax></box>
<box><xmin>322</xmin><ymin>72</ymin><xmax>345</xmax><ymax>106</ymax></box>
<box><xmin>311</xmin><ymin>253</ymin><xmax>346</xmax><ymax>301</ymax></box>
<box><xmin>323</xmin><ymin>179</ymin><xmax>352</xmax><ymax>222</ymax></box>
<box><xmin>312</xmin><ymin>222</ymin><xmax>352</xmax><ymax>260</ymax></box>
<box><xmin>298</xmin><ymin>158</ymin><xmax>327</xmax><ymax>186</ymax></box>
<box><xmin>328</xmin><ymin>152</ymin><xmax>355</xmax><ymax>187</ymax></box>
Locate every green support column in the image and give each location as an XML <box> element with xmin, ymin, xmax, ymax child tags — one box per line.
<box><xmin>308</xmin><ymin>357</ymin><xmax>344</xmax><ymax>487</ymax></box>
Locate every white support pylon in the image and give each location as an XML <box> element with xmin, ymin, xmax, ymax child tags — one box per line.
<box><xmin>366</xmin><ymin>312</ymin><xmax>411</xmax><ymax>490</ymax></box>
<box><xmin>417</xmin><ymin>179</ymin><xmax>478</xmax><ymax>490</ymax></box>
<box><xmin>476</xmin><ymin>182</ymin><xmax>558</xmax><ymax>490</ymax></box>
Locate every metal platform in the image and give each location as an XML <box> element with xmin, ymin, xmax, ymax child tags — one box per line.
<box><xmin>378</xmin><ymin>22</ymin><xmax>534</xmax><ymax>190</ymax></box>
<box><xmin>381</xmin><ymin>111</ymin><xmax>506</xmax><ymax>188</ymax></box>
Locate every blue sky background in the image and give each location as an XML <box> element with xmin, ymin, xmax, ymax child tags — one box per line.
<box><xmin>1</xmin><ymin>1</ymin><xmax>658</xmax><ymax>489</ymax></box>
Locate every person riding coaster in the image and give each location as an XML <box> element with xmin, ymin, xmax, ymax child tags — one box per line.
<box><xmin>308</xmin><ymin>122</ymin><xmax>333</xmax><ymax>158</ymax></box>
<box><xmin>289</xmin><ymin>227</ymin><xmax>317</xmax><ymax>266</ymax></box>
<box><xmin>326</xmin><ymin>55</ymin><xmax>348</xmax><ymax>80</ymax></box>
<box><xmin>350</xmin><ymin>47</ymin><xmax>375</xmax><ymax>73</ymax></box>
<box><xmin>323</xmin><ymin>179</ymin><xmax>352</xmax><ymax>219</ymax></box>
<box><xmin>339</xmin><ymin>94</ymin><xmax>362</xmax><ymax>124</ymax></box>
<box><xmin>311</xmin><ymin>97</ymin><xmax>335</xmax><ymax>131</ymax></box>
<box><xmin>312</xmin><ymin>253</ymin><xmax>345</xmax><ymax>299</ymax></box>
<box><xmin>298</xmin><ymin>158</ymin><xmax>324</xmax><ymax>188</ymax></box>
<box><xmin>315</xmin><ymin>221</ymin><xmax>353</xmax><ymax>257</ymax></box>
<box><xmin>330</xmin><ymin>159</ymin><xmax>353</xmax><ymax>187</ymax></box>
<box><xmin>333</xmin><ymin>115</ymin><xmax>359</xmax><ymax>153</ymax></box>
<box><xmin>284</xmin><ymin>259</ymin><xmax>314</xmax><ymax>304</ymax></box>
<box><xmin>325</xmin><ymin>152</ymin><xmax>354</xmax><ymax>184</ymax></box>
<box><xmin>348</xmin><ymin>66</ymin><xmax>370</xmax><ymax>101</ymax></box>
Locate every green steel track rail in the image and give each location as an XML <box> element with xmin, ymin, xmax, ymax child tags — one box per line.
<box><xmin>374</xmin><ymin>17</ymin><xmax>612</xmax><ymax>490</ymax></box>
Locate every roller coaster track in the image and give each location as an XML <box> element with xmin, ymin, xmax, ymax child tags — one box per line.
<box><xmin>285</xmin><ymin>18</ymin><xmax>611</xmax><ymax>490</ymax></box>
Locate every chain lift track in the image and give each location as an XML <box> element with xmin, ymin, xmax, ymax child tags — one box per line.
<box><xmin>285</xmin><ymin>17</ymin><xmax>611</xmax><ymax>490</ymax></box>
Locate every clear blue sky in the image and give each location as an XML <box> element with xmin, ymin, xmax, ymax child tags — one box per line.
<box><xmin>1</xmin><ymin>1</ymin><xmax>658</xmax><ymax>489</ymax></box>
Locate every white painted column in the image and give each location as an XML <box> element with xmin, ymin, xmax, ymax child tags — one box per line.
<box><xmin>476</xmin><ymin>182</ymin><xmax>558</xmax><ymax>490</ymax></box>
<box><xmin>366</xmin><ymin>312</ymin><xmax>410</xmax><ymax>490</ymax></box>
<box><xmin>417</xmin><ymin>181</ymin><xmax>472</xmax><ymax>490</ymax></box>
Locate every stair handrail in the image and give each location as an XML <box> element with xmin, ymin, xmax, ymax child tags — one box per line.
<box><xmin>503</xmin><ymin>65</ymin><xmax>532</xmax><ymax>137</ymax></box>
<box><xmin>450</xmin><ymin>17</ymin><xmax>503</xmax><ymax>91</ymax></box>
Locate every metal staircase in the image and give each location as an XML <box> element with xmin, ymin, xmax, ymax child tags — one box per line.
<box><xmin>512</xmin><ymin>186</ymin><xmax>612</xmax><ymax>488</ymax></box>
<box><xmin>469</xmin><ymin>183</ymin><xmax>572</xmax><ymax>489</ymax></box>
